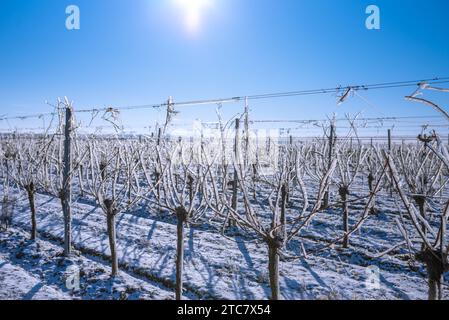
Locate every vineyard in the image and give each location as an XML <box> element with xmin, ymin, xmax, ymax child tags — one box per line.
<box><xmin>1</xmin><ymin>83</ymin><xmax>449</xmax><ymax>301</ymax></box>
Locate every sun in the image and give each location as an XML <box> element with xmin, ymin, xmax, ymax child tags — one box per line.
<box><xmin>174</xmin><ymin>0</ymin><xmax>212</xmax><ymax>34</ymax></box>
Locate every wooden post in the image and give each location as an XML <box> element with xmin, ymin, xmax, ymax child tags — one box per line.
<box><xmin>388</xmin><ymin>129</ymin><xmax>392</xmax><ymax>152</ymax></box>
<box><xmin>388</xmin><ymin>129</ymin><xmax>393</xmax><ymax>197</ymax></box>
<box><xmin>157</xmin><ymin>127</ymin><xmax>162</xmax><ymax>146</ymax></box>
<box><xmin>267</xmin><ymin>136</ymin><xmax>271</xmax><ymax>155</ymax></box>
<box><xmin>62</xmin><ymin>106</ymin><xmax>73</xmax><ymax>257</ymax></box>
<box><xmin>340</xmin><ymin>187</ymin><xmax>349</xmax><ymax>248</ymax></box>
<box><xmin>231</xmin><ymin>119</ymin><xmax>240</xmax><ymax>216</ymax></box>
<box><xmin>323</xmin><ymin>124</ymin><xmax>335</xmax><ymax>209</ymax></box>
<box><xmin>26</xmin><ymin>183</ymin><xmax>37</xmax><ymax>241</ymax></box>
<box><xmin>244</xmin><ymin>97</ymin><xmax>250</xmax><ymax>168</ymax></box>
<box><xmin>442</xmin><ymin>212</ymin><xmax>447</xmax><ymax>249</ymax></box>
<box><xmin>4</xmin><ymin>155</ymin><xmax>10</xmax><ymax>195</ymax></box>
<box><xmin>440</xmin><ymin>215</ymin><xmax>446</xmax><ymax>299</ymax></box>
<box><xmin>178</xmin><ymin>136</ymin><xmax>183</xmax><ymax>162</ymax></box>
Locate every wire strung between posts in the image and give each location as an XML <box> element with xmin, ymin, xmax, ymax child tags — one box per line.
<box><xmin>1</xmin><ymin>77</ymin><xmax>449</xmax><ymax>122</ymax></box>
<box><xmin>3</xmin><ymin>115</ymin><xmax>447</xmax><ymax>132</ymax></box>
<box><xmin>250</xmin><ymin>115</ymin><xmax>446</xmax><ymax>124</ymax></box>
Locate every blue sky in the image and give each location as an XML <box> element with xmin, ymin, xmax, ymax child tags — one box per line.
<box><xmin>0</xmin><ymin>0</ymin><xmax>449</xmax><ymax>135</ymax></box>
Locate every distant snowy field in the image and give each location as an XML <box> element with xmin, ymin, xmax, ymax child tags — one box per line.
<box><xmin>0</xmin><ymin>182</ymin><xmax>448</xmax><ymax>300</ymax></box>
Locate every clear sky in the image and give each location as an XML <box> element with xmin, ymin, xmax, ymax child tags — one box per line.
<box><xmin>0</xmin><ymin>0</ymin><xmax>449</xmax><ymax>136</ymax></box>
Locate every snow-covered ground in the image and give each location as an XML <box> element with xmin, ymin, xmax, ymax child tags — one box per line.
<box><xmin>0</xmin><ymin>228</ymin><xmax>175</xmax><ymax>300</ymax></box>
<box><xmin>0</xmin><ymin>250</ymin><xmax>71</xmax><ymax>300</ymax></box>
<box><xmin>1</xmin><ymin>183</ymin><xmax>448</xmax><ymax>300</ymax></box>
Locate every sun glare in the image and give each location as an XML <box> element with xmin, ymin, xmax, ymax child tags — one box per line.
<box><xmin>174</xmin><ymin>0</ymin><xmax>212</xmax><ymax>34</ymax></box>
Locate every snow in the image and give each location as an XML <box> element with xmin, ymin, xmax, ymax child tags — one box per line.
<box><xmin>0</xmin><ymin>228</ymin><xmax>176</xmax><ymax>300</ymax></box>
<box><xmin>1</xmin><ymin>181</ymin><xmax>447</xmax><ymax>300</ymax></box>
<box><xmin>0</xmin><ymin>254</ymin><xmax>71</xmax><ymax>300</ymax></box>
